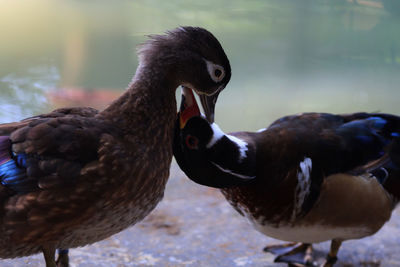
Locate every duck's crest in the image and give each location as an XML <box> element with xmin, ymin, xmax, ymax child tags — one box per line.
<box><xmin>138</xmin><ymin>27</ymin><xmax>209</xmax><ymax>61</ymax></box>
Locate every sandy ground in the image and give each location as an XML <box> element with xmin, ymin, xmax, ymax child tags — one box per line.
<box><xmin>2</xmin><ymin>162</ymin><xmax>400</xmax><ymax>267</ymax></box>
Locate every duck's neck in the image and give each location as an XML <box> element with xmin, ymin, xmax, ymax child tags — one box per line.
<box><xmin>101</xmin><ymin>63</ymin><xmax>178</xmax><ymax>143</ymax></box>
<box><xmin>207</xmin><ymin>126</ymin><xmax>257</xmax><ymax>181</ymax></box>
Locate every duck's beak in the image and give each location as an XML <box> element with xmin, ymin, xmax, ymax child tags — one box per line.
<box><xmin>199</xmin><ymin>92</ymin><xmax>219</xmax><ymax>124</ymax></box>
<box><xmin>180</xmin><ymin>87</ymin><xmax>201</xmax><ymax>129</ymax></box>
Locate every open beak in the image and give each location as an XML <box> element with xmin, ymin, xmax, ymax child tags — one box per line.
<box><xmin>199</xmin><ymin>91</ymin><xmax>219</xmax><ymax>124</ymax></box>
<box><xmin>179</xmin><ymin>87</ymin><xmax>201</xmax><ymax>129</ymax></box>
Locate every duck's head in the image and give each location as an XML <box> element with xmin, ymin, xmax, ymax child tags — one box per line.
<box><xmin>173</xmin><ymin>87</ymin><xmax>256</xmax><ymax>188</ymax></box>
<box><xmin>138</xmin><ymin>26</ymin><xmax>231</xmax><ymax>123</ymax></box>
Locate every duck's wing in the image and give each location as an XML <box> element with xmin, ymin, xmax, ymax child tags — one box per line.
<box><xmin>0</xmin><ymin>107</ymin><xmax>99</xmax><ymax>136</ymax></box>
<box><xmin>0</xmin><ymin>107</ymin><xmax>114</xmax><ymax>194</ymax></box>
<box><xmin>268</xmin><ymin>112</ymin><xmax>400</xmax><ymax>216</ymax></box>
<box><xmin>269</xmin><ymin>112</ymin><xmax>400</xmax><ymax>174</ymax></box>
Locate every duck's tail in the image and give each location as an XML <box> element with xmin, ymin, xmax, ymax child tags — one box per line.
<box><xmin>377</xmin><ymin>116</ymin><xmax>400</xmax><ymax>200</ymax></box>
<box><xmin>381</xmin><ymin>136</ymin><xmax>400</xmax><ymax>199</ymax></box>
<box><xmin>344</xmin><ymin>113</ymin><xmax>400</xmax><ymax>200</ymax></box>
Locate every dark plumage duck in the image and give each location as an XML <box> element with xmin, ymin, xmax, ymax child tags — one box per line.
<box><xmin>174</xmin><ymin>87</ymin><xmax>400</xmax><ymax>266</ymax></box>
<box><xmin>0</xmin><ymin>27</ymin><xmax>231</xmax><ymax>267</ymax></box>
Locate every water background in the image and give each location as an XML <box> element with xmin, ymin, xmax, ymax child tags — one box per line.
<box><xmin>1</xmin><ymin>0</ymin><xmax>400</xmax><ymax>132</ymax></box>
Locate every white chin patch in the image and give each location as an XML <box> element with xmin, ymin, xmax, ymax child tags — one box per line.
<box><xmin>206</xmin><ymin>123</ymin><xmax>225</xmax><ymax>148</ymax></box>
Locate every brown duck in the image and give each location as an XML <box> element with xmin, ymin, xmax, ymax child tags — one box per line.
<box><xmin>174</xmin><ymin>87</ymin><xmax>400</xmax><ymax>266</ymax></box>
<box><xmin>0</xmin><ymin>27</ymin><xmax>231</xmax><ymax>267</ymax></box>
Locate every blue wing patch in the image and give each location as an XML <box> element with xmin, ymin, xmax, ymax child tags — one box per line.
<box><xmin>13</xmin><ymin>152</ymin><xmax>27</xmax><ymax>168</ymax></box>
<box><xmin>365</xmin><ymin>117</ymin><xmax>387</xmax><ymax>129</ymax></box>
<box><xmin>0</xmin><ymin>136</ymin><xmax>37</xmax><ymax>193</ymax></box>
<box><xmin>340</xmin><ymin>117</ymin><xmax>387</xmax><ymax>133</ymax></box>
<box><xmin>0</xmin><ymin>159</ymin><xmax>26</xmax><ymax>186</ymax></box>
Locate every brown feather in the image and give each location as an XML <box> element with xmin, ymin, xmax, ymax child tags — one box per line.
<box><xmin>0</xmin><ymin>27</ymin><xmax>232</xmax><ymax>264</ymax></box>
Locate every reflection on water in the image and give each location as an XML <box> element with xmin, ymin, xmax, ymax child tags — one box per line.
<box><xmin>48</xmin><ymin>88</ymin><xmax>122</xmax><ymax>110</ymax></box>
<box><xmin>0</xmin><ymin>64</ymin><xmax>59</xmax><ymax>122</ymax></box>
<box><xmin>0</xmin><ymin>0</ymin><xmax>399</xmax><ymax>131</ymax></box>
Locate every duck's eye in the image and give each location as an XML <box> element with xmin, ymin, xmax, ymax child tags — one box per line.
<box><xmin>205</xmin><ymin>60</ymin><xmax>225</xmax><ymax>83</ymax></box>
<box><xmin>214</xmin><ymin>69</ymin><xmax>222</xmax><ymax>78</ymax></box>
<box><xmin>185</xmin><ymin>135</ymin><xmax>199</xmax><ymax>150</ymax></box>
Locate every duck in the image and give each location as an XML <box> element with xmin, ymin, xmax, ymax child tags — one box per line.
<box><xmin>0</xmin><ymin>26</ymin><xmax>231</xmax><ymax>267</ymax></box>
<box><xmin>173</xmin><ymin>87</ymin><xmax>400</xmax><ymax>266</ymax></box>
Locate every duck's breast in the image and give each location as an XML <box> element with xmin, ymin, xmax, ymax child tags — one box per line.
<box><xmin>245</xmin><ymin>173</ymin><xmax>393</xmax><ymax>243</ymax></box>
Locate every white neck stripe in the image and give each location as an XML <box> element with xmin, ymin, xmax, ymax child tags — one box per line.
<box><xmin>226</xmin><ymin>134</ymin><xmax>248</xmax><ymax>163</ymax></box>
<box><xmin>210</xmin><ymin>161</ymin><xmax>255</xmax><ymax>180</ymax></box>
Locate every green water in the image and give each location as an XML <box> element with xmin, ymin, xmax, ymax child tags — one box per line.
<box><xmin>1</xmin><ymin>0</ymin><xmax>400</xmax><ymax>131</ymax></box>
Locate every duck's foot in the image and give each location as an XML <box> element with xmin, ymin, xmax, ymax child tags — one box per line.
<box><xmin>56</xmin><ymin>249</ymin><xmax>69</xmax><ymax>267</ymax></box>
<box><xmin>263</xmin><ymin>242</ymin><xmax>315</xmax><ymax>266</ymax></box>
<box><xmin>321</xmin><ymin>255</ymin><xmax>337</xmax><ymax>267</ymax></box>
<box><xmin>320</xmin><ymin>239</ymin><xmax>342</xmax><ymax>267</ymax></box>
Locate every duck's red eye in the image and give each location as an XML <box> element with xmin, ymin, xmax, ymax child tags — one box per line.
<box><xmin>185</xmin><ymin>135</ymin><xmax>199</xmax><ymax>150</ymax></box>
<box><xmin>214</xmin><ymin>69</ymin><xmax>222</xmax><ymax>78</ymax></box>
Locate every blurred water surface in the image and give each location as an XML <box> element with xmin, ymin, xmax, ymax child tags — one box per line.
<box><xmin>1</xmin><ymin>0</ymin><xmax>400</xmax><ymax>131</ymax></box>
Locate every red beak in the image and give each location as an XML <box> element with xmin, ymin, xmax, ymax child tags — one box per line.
<box><xmin>179</xmin><ymin>87</ymin><xmax>201</xmax><ymax>129</ymax></box>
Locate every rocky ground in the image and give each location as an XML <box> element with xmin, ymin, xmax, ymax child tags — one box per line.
<box><xmin>2</xmin><ymin>162</ymin><xmax>400</xmax><ymax>267</ymax></box>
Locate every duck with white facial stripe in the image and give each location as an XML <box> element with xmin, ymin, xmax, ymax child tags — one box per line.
<box><xmin>174</xmin><ymin>87</ymin><xmax>400</xmax><ymax>267</ymax></box>
<box><xmin>176</xmin><ymin>88</ymin><xmax>257</xmax><ymax>188</ymax></box>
